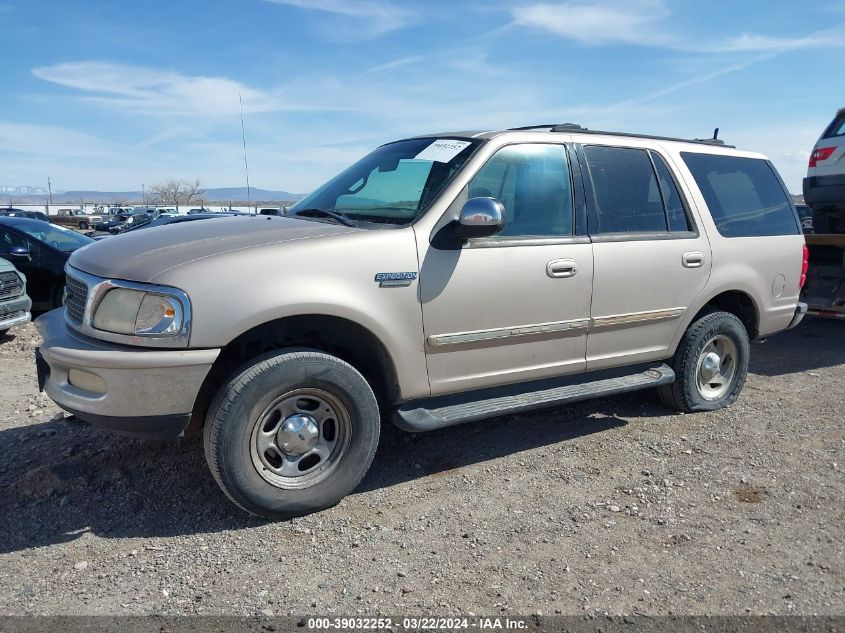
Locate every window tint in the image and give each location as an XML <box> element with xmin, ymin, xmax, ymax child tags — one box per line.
<box><xmin>681</xmin><ymin>153</ymin><xmax>799</xmax><ymax>237</ymax></box>
<box><xmin>823</xmin><ymin>116</ymin><xmax>845</xmax><ymax>139</ymax></box>
<box><xmin>467</xmin><ymin>144</ymin><xmax>573</xmax><ymax>237</ymax></box>
<box><xmin>335</xmin><ymin>159</ymin><xmax>434</xmax><ymax>218</ymax></box>
<box><xmin>650</xmin><ymin>152</ymin><xmax>691</xmax><ymax>232</ymax></box>
<box><xmin>0</xmin><ymin>228</ymin><xmax>28</xmax><ymax>250</ymax></box>
<box><xmin>583</xmin><ymin>146</ymin><xmax>668</xmax><ymax>234</ymax></box>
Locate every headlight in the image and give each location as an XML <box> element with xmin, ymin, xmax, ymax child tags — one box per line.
<box><xmin>92</xmin><ymin>288</ymin><xmax>184</xmax><ymax>336</ymax></box>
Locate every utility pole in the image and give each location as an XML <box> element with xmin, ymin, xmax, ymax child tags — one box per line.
<box><xmin>142</xmin><ymin>183</ymin><xmax>146</xmax><ymax>207</ymax></box>
<box><xmin>47</xmin><ymin>176</ymin><xmax>53</xmax><ymax>206</ymax></box>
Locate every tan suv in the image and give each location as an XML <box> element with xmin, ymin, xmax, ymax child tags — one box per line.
<box><xmin>35</xmin><ymin>125</ymin><xmax>807</xmax><ymax>519</ymax></box>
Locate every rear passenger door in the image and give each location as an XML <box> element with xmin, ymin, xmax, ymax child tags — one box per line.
<box><xmin>576</xmin><ymin>144</ymin><xmax>712</xmax><ymax>369</ymax></box>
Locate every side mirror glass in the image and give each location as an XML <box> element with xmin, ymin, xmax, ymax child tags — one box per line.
<box><xmin>6</xmin><ymin>245</ymin><xmax>30</xmax><ymax>259</ymax></box>
<box><xmin>455</xmin><ymin>197</ymin><xmax>506</xmax><ymax>239</ymax></box>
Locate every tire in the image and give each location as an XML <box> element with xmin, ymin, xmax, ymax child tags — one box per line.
<box><xmin>658</xmin><ymin>310</ymin><xmax>750</xmax><ymax>413</ymax></box>
<box><xmin>78</xmin><ymin>221</ymin><xmax>89</xmax><ymax>230</ymax></box>
<box><xmin>204</xmin><ymin>349</ymin><xmax>380</xmax><ymax>520</ymax></box>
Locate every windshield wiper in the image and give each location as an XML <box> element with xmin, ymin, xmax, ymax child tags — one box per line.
<box><xmin>292</xmin><ymin>208</ymin><xmax>356</xmax><ymax>227</ymax></box>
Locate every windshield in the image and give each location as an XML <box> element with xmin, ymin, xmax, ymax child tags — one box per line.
<box><xmin>19</xmin><ymin>223</ymin><xmax>94</xmax><ymax>252</ymax></box>
<box><xmin>290</xmin><ymin>138</ymin><xmax>480</xmax><ymax>225</ymax></box>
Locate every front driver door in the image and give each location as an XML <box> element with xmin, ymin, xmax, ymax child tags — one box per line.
<box><xmin>418</xmin><ymin>142</ymin><xmax>593</xmax><ymax>396</ymax></box>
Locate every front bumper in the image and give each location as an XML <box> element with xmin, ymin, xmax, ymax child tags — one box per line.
<box><xmin>0</xmin><ymin>294</ymin><xmax>32</xmax><ymax>331</ymax></box>
<box><xmin>35</xmin><ymin>309</ymin><xmax>220</xmax><ymax>438</ymax></box>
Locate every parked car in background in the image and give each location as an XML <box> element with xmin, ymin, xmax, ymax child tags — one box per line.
<box><xmin>35</xmin><ymin>124</ymin><xmax>806</xmax><ymax>520</ymax></box>
<box><xmin>259</xmin><ymin>208</ymin><xmax>282</xmax><ymax>216</ymax></box>
<box><xmin>93</xmin><ymin>214</ymin><xmax>129</xmax><ymax>233</ymax></box>
<box><xmin>0</xmin><ymin>207</ymin><xmax>26</xmax><ymax>215</ymax></box>
<box><xmin>801</xmin><ymin>107</ymin><xmax>845</xmax><ymax>318</ymax></box>
<box><xmin>0</xmin><ymin>217</ymin><xmax>93</xmax><ymax>309</ymax></box>
<box><xmin>1</xmin><ymin>209</ymin><xmax>50</xmax><ymax>222</ymax></box>
<box><xmin>51</xmin><ymin>208</ymin><xmax>104</xmax><ymax>230</ymax></box>
<box><xmin>804</xmin><ymin>107</ymin><xmax>845</xmax><ymax>234</ymax></box>
<box><xmin>109</xmin><ymin>212</ymin><xmax>151</xmax><ymax>234</ymax></box>
<box><xmin>122</xmin><ymin>212</ymin><xmax>238</xmax><ymax>232</ymax></box>
<box><xmin>0</xmin><ymin>257</ymin><xmax>31</xmax><ymax>333</ymax></box>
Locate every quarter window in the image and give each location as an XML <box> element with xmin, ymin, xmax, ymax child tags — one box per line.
<box><xmin>466</xmin><ymin>144</ymin><xmax>573</xmax><ymax>237</ymax></box>
<box><xmin>681</xmin><ymin>152</ymin><xmax>799</xmax><ymax>237</ymax></box>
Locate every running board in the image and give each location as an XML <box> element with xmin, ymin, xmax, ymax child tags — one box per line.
<box><xmin>394</xmin><ymin>363</ymin><xmax>675</xmax><ymax>432</ymax></box>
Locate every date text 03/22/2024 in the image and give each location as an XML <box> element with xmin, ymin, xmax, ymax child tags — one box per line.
<box><xmin>307</xmin><ymin>616</ymin><xmax>528</xmax><ymax>630</ymax></box>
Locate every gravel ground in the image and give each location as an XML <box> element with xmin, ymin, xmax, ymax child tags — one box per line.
<box><xmin>0</xmin><ymin>317</ymin><xmax>843</xmax><ymax>616</ymax></box>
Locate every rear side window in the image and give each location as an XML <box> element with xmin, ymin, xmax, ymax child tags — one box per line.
<box><xmin>682</xmin><ymin>153</ymin><xmax>799</xmax><ymax>237</ymax></box>
<box><xmin>583</xmin><ymin>146</ymin><xmax>667</xmax><ymax>234</ymax></box>
<box><xmin>650</xmin><ymin>152</ymin><xmax>691</xmax><ymax>232</ymax></box>
<box><xmin>823</xmin><ymin>115</ymin><xmax>845</xmax><ymax>139</ymax></box>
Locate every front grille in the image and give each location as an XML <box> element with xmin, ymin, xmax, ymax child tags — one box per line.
<box><xmin>0</xmin><ymin>310</ymin><xmax>25</xmax><ymax>322</ymax></box>
<box><xmin>64</xmin><ymin>273</ymin><xmax>89</xmax><ymax>325</ymax></box>
<box><xmin>0</xmin><ymin>271</ymin><xmax>23</xmax><ymax>299</ymax></box>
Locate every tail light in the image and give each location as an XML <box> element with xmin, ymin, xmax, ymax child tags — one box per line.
<box><xmin>800</xmin><ymin>244</ymin><xmax>809</xmax><ymax>289</ymax></box>
<box><xmin>809</xmin><ymin>147</ymin><xmax>835</xmax><ymax>168</ymax></box>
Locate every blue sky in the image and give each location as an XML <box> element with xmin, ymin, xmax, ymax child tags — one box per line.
<box><xmin>1</xmin><ymin>0</ymin><xmax>843</xmax><ymax>194</ymax></box>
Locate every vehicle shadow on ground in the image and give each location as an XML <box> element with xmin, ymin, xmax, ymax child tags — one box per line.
<box><xmin>0</xmin><ymin>398</ymin><xmax>642</xmax><ymax>554</ymax></box>
<box><xmin>749</xmin><ymin>316</ymin><xmax>845</xmax><ymax>376</ymax></box>
<box><xmin>0</xmin><ymin>315</ymin><xmax>837</xmax><ymax>553</ymax></box>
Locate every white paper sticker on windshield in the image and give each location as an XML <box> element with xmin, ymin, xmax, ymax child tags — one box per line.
<box><xmin>414</xmin><ymin>139</ymin><xmax>471</xmax><ymax>163</ymax></box>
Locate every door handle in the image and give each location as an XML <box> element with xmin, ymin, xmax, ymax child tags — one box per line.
<box><xmin>682</xmin><ymin>251</ymin><xmax>704</xmax><ymax>268</ymax></box>
<box><xmin>547</xmin><ymin>258</ymin><xmax>577</xmax><ymax>278</ymax></box>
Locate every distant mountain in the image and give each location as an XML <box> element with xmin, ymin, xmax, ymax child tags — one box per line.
<box><xmin>3</xmin><ymin>186</ymin><xmax>305</xmax><ymax>204</ymax></box>
<box><xmin>0</xmin><ymin>185</ymin><xmax>50</xmax><ymax>195</ymax></box>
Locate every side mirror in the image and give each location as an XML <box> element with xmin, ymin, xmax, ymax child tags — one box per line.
<box><xmin>454</xmin><ymin>197</ymin><xmax>506</xmax><ymax>239</ymax></box>
<box><xmin>6</xmin><ymin>245</ymin><xmax>30</xmax><ymax>259</ymax></box>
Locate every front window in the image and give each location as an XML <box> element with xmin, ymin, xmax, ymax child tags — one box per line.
<box><xmin>466</xmin><ymin>143</ymin><xmax>574</xmax><ymax>237</ymax></box>
<box><xmin>16</xmin><ymin>223</ymin><xmax>94</xmax><ymax>252</ymax></box>
<box><xmin>290</xmin><ymin>138</ymin><xmax>479</xmax><ymax>225</ymax></box>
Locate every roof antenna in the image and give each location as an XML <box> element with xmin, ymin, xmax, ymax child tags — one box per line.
<box><xmin>239</xmin><ymin>92</ymin><xmax>252</xmax><ymax>213</ymax></box>
<box><xmin>712</xmin><ymin>127</ymin><xmax>719</xmax><ymax>140</ymax></box>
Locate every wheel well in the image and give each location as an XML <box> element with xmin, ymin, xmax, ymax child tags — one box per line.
<box><xmin>186</xmin><ymin>315</ymin><xmax>399</xmax><ymax>434</ymax></box>
<box><xmin>694</xmin><ymin>291</ymin><xmax>759</xmax><ymax>340</ymax></box>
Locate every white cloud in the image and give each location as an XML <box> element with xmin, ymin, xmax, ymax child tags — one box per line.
<box><xmin>30</xmin><ymin>62</ymin><xmax>358</xmax><ymax>117</ymax></box>
<box><xmin>361</xmin><ymin>55</ymin><xmax>425</xmax><ymax>76</ymax></box>
<box><xmin>263</xmin><ymin>0</ymin><xmax>417</xmax><ymax>36</ymax></box>
<box><xmin>511</xmin><ymin>0</ymin><xmax>671</xmax><ymax>46</ymax></box>
<box><xmin>510</xmin><ymin>1</ymin><xmax>845</xmax><ymax>53</ymax></box>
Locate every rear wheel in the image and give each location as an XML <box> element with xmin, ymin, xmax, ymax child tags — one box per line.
<box><xmin>658</xmin><ymin>310</ymin><xmax>750</xmax><ymax>413</ymax></box>
<box><xmin>204</xmin><ymin>349</ymin><xmax>380</xmax><ymax>519</ymax></box>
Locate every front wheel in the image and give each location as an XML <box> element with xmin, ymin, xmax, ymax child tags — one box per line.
<box><xmin>78</xmin><ymin>221</ymin><xmax>89</xmax><ymax>230</ymax></box>
<box><xmin>203</xmin><ymin>349</ymin><xmax>380</xmax><ymax>519</ymax></box>
<box><xmin>658</xmin><ymin>310</ymin><xmax>750</xmax><ymax>413</ymax></box>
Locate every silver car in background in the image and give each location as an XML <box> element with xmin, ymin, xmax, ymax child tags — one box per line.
<box><xmin>0</xmin><ymin>258</ymin><xmax>31</xmax><ymax>333</ymax></box>
<box><xmin>804</xmin><ymin>107</ymin><xmax>845</xmax><ymax>233</ymax></box>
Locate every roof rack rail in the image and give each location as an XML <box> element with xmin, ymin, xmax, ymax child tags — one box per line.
<box><xmin>508</xmin><ymin>123</ymin><xmax>587</xmax><ymax>132</ymax></box>
<box><xmin>506</xmin><ymin>124</ymin><xmax>734</xmax><ymax>148</ymax></box>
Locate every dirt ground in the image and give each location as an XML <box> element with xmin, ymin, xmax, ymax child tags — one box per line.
<box><xmin>0</xmin><ymin>317</ymin><xmax>843</xmax><ymax>617</ymax></box>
